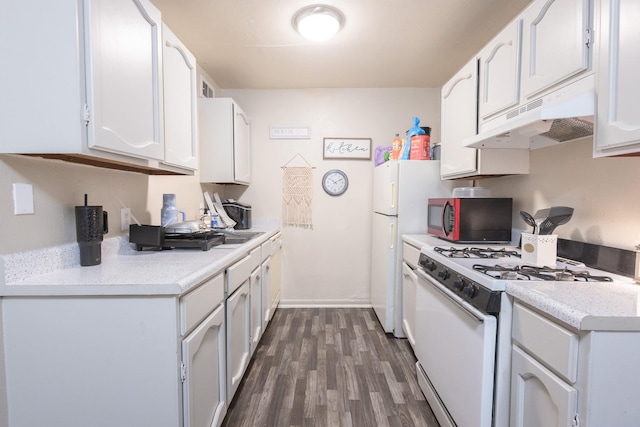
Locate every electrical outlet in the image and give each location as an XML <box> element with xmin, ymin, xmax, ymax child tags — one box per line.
<box><xmin>120</xmin><ymin>207</ymin><xmax>131</xmax><ymax>231</ymax></box>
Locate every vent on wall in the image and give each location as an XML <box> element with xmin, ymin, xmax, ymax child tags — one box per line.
<box><xmin>201</xmin><ymin>79</ymin><xmax>214</xmax><ymax>98</ymax></box>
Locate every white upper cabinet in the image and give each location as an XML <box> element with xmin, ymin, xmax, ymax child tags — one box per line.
<box><xmin>520</xmin><ymin>0</ymin><xmax>592</xmax><ymax>100</ymax></box>
<box><xmin>593</xmin><ymin>0</ymin><xmax>640</xmax><ymax>156</ymax></box>
<box><xmin>441</xmin><ymin>59</ymin><xmax>529</xmax><ymax>179</ymax></box>
<box><xmin>441</xmin><ymin>59</ymin><xmax>479</xmax><ymax>179</ymax></box>
<box><xmin>85</xmin><ymin>0</ymin><xmax>164</xmax><ymax>160</ymax></box>
<box><xmin>162</xmin><ymin>24</ymin><xmax>198</xmax><ymax>170</ymax></box>
<box><xmin>478</xmin><ymin>19</ymin><xmax>522</xmax><ymax>120</ymax></box>
<box><xmin>0</xmin><ymin>0</ymin><xmax>197</xmax><ymax>174</ymax></box>
<box><xmin>199</xmin><ymin>98</ymin><xmax>251</xmax><ymax>185</ymax></box>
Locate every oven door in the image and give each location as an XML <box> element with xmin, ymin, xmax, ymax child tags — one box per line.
<box><xmin>415</xmin><ymin>269</ymin><xmax>497</xmax><ymax>427</ymax></box>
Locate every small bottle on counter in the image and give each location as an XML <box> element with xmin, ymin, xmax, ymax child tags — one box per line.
<box><xmin>211</xmin><ymin>213</ymin><xmax>220</xmax><ymax>228</ymax></box>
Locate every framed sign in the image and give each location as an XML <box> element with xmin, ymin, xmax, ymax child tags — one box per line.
<box><xmin>323</xmin><ymin>138</ymin><xmax>372</xmax><ymax>160</ymax></box>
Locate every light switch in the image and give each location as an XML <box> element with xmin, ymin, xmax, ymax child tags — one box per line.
<box><xmin>13</xmin><ymin>183</ymin><xmax>34</xmax><ymax>215</ymax></box>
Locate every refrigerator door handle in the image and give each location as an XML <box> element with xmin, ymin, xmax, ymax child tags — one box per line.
<box><xmin>390</xmin><ymin>182</ymin><xmax>397</xmax><ymax>210</ymax></box>
<box><xmin>389</xmin><ymin>222</ymin><xmax>396</xmax><ymax>249</ymax></box>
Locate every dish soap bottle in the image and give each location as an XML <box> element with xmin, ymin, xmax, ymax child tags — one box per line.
<box><xmin>391</xmin><ymin>134</ymin><xmax>402</xmax><ymax>160</ymax></box>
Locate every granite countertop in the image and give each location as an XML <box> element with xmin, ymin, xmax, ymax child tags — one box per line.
<box><xmin>0</xmin><ymin>221</ymin><xmax>279</xmax><ymax>297</ymax></box>
<box><xmin>507</xmin><ymin>280</ymin><xmax>640</xmax><ymax>331</ymax></box>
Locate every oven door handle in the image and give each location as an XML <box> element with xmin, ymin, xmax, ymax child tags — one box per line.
<box><xmin>416</xmin><ymin>269</ymin><xmax>485</xmax><ymax>323</ymax></box>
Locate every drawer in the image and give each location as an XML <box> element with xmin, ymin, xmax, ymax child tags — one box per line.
<box><xmin>249</xmin><ymin>246</ymin><xmax>261</xmax><ymax>271</ymax></box>
<box><xmin>402</xmin><ymin>242</ymin><xmax>421</xmax><ymax>268</ymax></box>
<box><xmin>261</xmin><ymin>240</ymin><xmax>272</xmax><ymax>260</ymax></box>
<box><xmin>227</xmin><ymin>254</ymin><xmax>253</xmax><ymax>295</ymax></box>
<box><xmin>180</xmin><ymin>273</ymin><xmax>225</xmax><ymax>336</ymax></box>
<box><xmin>512</xmin><ymin>303</ymin><xmax>579</xmax><ymax>383</ymax></box>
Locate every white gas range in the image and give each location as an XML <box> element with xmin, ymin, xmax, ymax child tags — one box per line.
<box><xmin>412</xmin><ymin>238</ymin><xmax>634</xmax><ymax>427</ymax></box>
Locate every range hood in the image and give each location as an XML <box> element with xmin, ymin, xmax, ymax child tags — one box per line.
<box><xmin>465</xmin><ymin>74</ymin><xmax>595</xmax><ymax>150</ymax></box>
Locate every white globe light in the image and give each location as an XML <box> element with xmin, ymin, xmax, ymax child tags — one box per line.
<box><xmin>294</xmin><ymin>5</ymin><xmax>344</xmax><ymax>42</ymax></box>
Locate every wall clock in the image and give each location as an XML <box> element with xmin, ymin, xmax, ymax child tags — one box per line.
<box><xmin>322</xmin><ymin>169</ymin><xmax>349</xmax><ymax>196</ymax></box>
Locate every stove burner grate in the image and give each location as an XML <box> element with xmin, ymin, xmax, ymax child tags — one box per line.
<box><xmin>473</xmin><ymin>264</ymin><xmax>614</xmax><ymax>282</ymax></box>
<box><xmin>434</xmin><ymin>246</ymin><xmax>520</xmax><ymax>259</ymax></box>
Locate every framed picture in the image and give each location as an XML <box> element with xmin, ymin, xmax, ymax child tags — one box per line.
<box><xmin>323</xmin><ymin>138</ymin><xmax>372</xmax><ymax>160</ymax></box>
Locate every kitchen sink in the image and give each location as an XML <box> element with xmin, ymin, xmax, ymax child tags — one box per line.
<box><xmin>216</xmin><ymin>230</ymin><xmax>265</xmax><ymax>245</ymax></box>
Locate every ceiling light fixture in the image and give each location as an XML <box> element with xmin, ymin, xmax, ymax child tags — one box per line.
<box><xmin>293</xmin><ymin>5</ymin><xmax>344</xmax><ymax>42</ymax></box>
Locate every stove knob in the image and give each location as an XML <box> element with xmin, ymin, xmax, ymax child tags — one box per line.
<box><xmin>453</xmin><ymin>278</ymin><xmax>465</xmax><ymax>291</ymax></box>
<box><xmin>438</xmin><ymin>269</ymin><xmax>450</xmax><ymax>280</ymax></box>
<box><xmin>425</xmin><ymin>261</ymin><xmax>437</xmax><ymax>271</ymax></box>
<box><xmin>462</xmin><ymin>284</ymin><xmax>478</xmax><ymax>298</ymax></box>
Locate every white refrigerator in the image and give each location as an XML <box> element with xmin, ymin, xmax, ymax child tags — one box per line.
<box><xmin>371</xmin><ymin>160</ymin><xmax>453</xmax><ymax>336</ymax></box>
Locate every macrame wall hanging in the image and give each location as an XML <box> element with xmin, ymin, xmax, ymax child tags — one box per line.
<box><xmin>281</xmin><ymin>154</ymin><xmax>314</xmax><ymax>229</ymax></box>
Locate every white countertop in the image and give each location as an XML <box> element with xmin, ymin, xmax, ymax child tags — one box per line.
<box><xmin>402</xmin><ymin>234</ymin><xmax>640</xmax><ymax>332</ymax></box>
<box><xmin>402</xmin><ymin>234</ymin><xmax>443</xmax><ymax>248</ymax></box>
<box><xmin>507</xmin><ymin>280</ymin><xmax>640</xmax><ymax>331</ymax></box>
<box><xmin>0</xmin><ymin>222</ymin><xmax>279</xmax><ymax>297</ymax></box>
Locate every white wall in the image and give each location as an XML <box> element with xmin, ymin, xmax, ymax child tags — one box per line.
<box><xmin>480</xmin><ymin>137</ymin><xmax>640</xmax><ymax>250</ymax></box>
<box><xmin>219</xmin><ymin>88</ymin><xmax>441</xmax><ymax>305</ymax></box>
<box><xmin>0</xmin><ymin>155</ymin><xmax>150</xmax><ymax>254</ymax></box>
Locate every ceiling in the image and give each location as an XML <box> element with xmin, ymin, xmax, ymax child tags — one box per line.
<box><xmin>150</xmin><ymin>0</ymin><xmax>532</xmax><ymax>90</ymax></box>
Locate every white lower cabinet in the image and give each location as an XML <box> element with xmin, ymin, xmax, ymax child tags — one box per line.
<box><xmin>250</xmin><ymin>266</ymin><xmax>263</xmax><ymax>355</ymax></box>
<box><xmin>401</xmin><ymin>241</ymin><xmax>421</xmax><ymax>350</ymax></box>
<box><xmin>226</xmin><ymin>281</ymin><xmax>251</xmax><ymax>403</ymax></box>
<box><xmin>511</xmin><ymin>345</ymin><xmax>578</xmax><ymax>426</ymax></box>
<box><xmin>2</xmin><ymin>296</ymin><xmax>183</xmax><ymax>427</ymax></box>
<box><xmin>269</xmin><ymin>234</ymin><xmax>282</xmax><ymax>320</ymax></box>
<box><xmin>261</xmin><ymin>255</ymin><xmax>272</xmax><ymax>330</ymax></box>
<box><xmin>510</xmin><ymin>302</ymin><xmax>640</xmax><ymax>426</ymax></box>
<box><xmin>182</xmin><ymin>303</ymin><xmax>227</xmax><ymax>427</ymax></box>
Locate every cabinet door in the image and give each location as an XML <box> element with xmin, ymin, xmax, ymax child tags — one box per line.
<box><xmin>510</xmin><ymin>345</ymin><xmax>578</xmax><ymax>427</ymax></box>
<box><xmin>269</xmin><ymin>236</ymin><xmax>282</xmax><ymax>320</ymax></box>
<box><xmin>441</xmin><ymin>58</ymin><xmax>478</xmax><ymax>179</ymax></box>
<box><xmin>520</xmin><ymin>0</ymin><xmax>591</xmax><ymax>99</ymax></box>
<box><xmin>261</xmin><ymin>256</ymin><xmax>272</xmax><ymax>331</ymax></box>
<box><xmin>249</xmin><ymin>267</ymin><xmax>262</xmax><ymax>355</ymax></box>
<box><xmin>594</xmin><ymin>0</ymin><xmax>640</xmax><ymax>154</ymax></box>
<box><xmin>182</xmin><ymin>303</ymin><xmax>227</xmax><ymax>427</ymax></box>
<box><xmin>233</xmin><ymin>103</ymin><xmax>251</xmax><ymax>184</ymax></box>
<box><xmin>401</xmin><ymin>262</ymin><xmax>417</xmax><ymax>349</ymax></box>
<box><xmin>85</xmin><ymin>0</ymin><xmax>165</xmax><ymax>160</ymax></box>
<box><xmin>478</xmin><ymin>19</ymin><xmax>522</xmax><ymax>120</ymax></box>
<box><xmin>162</xmin><ymin>24</ymin><xmax>198</xmax><ymax>170</ymax></box>
<box><xmin>226</xmin><ymin>281</ymin><xmax>251</xmax><ymax>402</ymax></box>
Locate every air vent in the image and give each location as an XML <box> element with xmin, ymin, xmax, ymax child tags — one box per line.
<box><xmin>539</xmin><ymin>118</ymin><xmax>593</xmax><ymax>142</ymax></box>
<box><xmin>201</xmin><ymin>79</ymin><xmax>214</xmax><ymax>98</ymax></box>
<box><xmin>526</xmin><ymin>99</ymin><xmax>543</xmax><ymax>111</ymax></box>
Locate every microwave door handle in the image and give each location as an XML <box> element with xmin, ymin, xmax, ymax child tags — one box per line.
<box><xmin>442</xmin><ymin>201</ymin><xmax>450</xmax><ymax>236</ymax></box>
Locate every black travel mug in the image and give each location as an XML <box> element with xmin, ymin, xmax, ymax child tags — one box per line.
<box><xmin>75</xmin><ymin>195</ymin><xmax>109</xmax><ymax>266</ymax></box>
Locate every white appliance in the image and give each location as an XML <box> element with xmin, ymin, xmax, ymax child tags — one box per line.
<box><xmin>414</xmin><ymin>240</ymin><xmax>636</xmax><ymax>427</ymax></box>
<box><xmin>370</xmin><ymin>160</ymin><xmax>453</xmax><ymax>337</ymax></box>
<box><xmin>464</xmin><ymin>74</ymin><xmax>595</xmax><ymax>150</ymax></box>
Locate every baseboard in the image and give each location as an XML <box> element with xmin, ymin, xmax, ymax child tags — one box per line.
<box><xmin>278</xmin><ymin>299</ymin><xmax>371</xmax><ymax>308</ymax></box>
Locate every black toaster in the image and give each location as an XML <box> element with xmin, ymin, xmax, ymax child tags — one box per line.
<box><xmin>222</xmin><ymin>200</ymin><xmax>252</xmax><ymax>230</ymax></box>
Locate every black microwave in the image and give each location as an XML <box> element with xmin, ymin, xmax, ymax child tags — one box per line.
<box><xmin>427</xmin><ymin>198</ymin><xmax>512</xmax><ymax>243</ymax></box>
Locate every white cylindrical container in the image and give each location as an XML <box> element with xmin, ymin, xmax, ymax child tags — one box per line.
<box><xmin>521</xmin><ymin>233</ymin><xmax>558</xmax><ymax>267</ymax></box>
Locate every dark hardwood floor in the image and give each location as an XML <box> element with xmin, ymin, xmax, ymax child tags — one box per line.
<box><xmin>222</xmin><ymin>307</ymin><xmax>440</xmax><ymax>427</ymax></box>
